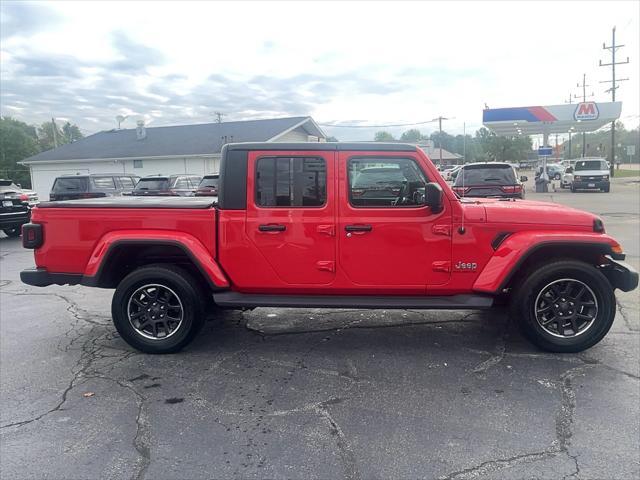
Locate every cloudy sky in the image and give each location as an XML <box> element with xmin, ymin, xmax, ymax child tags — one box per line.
<box><xmin>1</xmin><ymin>0</ymin><xmax>638</xmax><ymax>141</ymax></box>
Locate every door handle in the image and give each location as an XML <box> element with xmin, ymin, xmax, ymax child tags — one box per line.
<box><xmin>345</xmin><ymin>224</ymin><xmax>372</xmax><ymax>232</ymax></box>
<box><xmin>258</xmin><ymin>224</ymin><xmax>286</xmax><ymax>232</ymax></box>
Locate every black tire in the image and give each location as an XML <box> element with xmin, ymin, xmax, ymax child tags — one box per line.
<box><xmin>570</xmin><ymin>185</ymin><xmax>576</xmax><ymax>193</ymax></box>
<box><xmin>111</xmin><ymin>265</ymin><xmax>207</xmax><ymax>353</ymax></box>
<box><xmin>510</xmin><ymin>259</ymin><xmax>616</xmax><ymax>353</ymax></box>
<box><xmin>603</xmin><ymin>185</ymin><xmax>610</xmax><ymax>193</ymax></box>
<box><xmin>2</xmin><ymin>227</ymin><xmax>21</xmax><ymax>237</ymax></box>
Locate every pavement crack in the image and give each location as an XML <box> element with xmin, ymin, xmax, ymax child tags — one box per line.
<box><xmin>616</xmin><ymin>297</ymin><xmax>638</xmax><ymax>332</ymax></box>
<box><xmin>470</xmin><ymin>318</ymin><xmax>508</xmax><ymax>376</ymax></box>
<box><xmin>438</xmin><ymin>449</ymin><xmax>558</xmax><ymax>480</ymax></box>
<box><xmin>313</xmin><ymin>401</ymin><xmax>360</xmax><ymax>480</ymax></box>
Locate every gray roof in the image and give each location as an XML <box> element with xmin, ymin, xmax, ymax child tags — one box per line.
<box><xmin>22</xmin><ymin>116</ymin><xmax>322</xmax><ymax>163</ymax></box>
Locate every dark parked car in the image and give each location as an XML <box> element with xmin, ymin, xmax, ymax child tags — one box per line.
<box><xmin>0</xmin><ymin>179</ymin><xmax>30</xmax><ymax>237</ymax></box>
<box><xmin>49</xmin><ymin>174</ymin><xmax>140</xmax><ymax>201</ymax></box>
<box><xmin>452</xmin><ymin>163</ymin><xmax>527</xmax><ymax>199</ymax></box>
<box><xmin>350</xmin><ymin>164</ymin><xmax>425</xmax><ymax>207</ymax></box>
<box><xmin>131</xmin><ymin>175</ymin><xmax>202</xmax><ymax>197</ymax></box>
<box><xmin>195</xmin><ymin>174</ymin><xmax>219</xmax><ymax>197</ymax></box>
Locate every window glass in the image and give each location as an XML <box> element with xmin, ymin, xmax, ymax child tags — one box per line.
<box><xmin>52</xmin><ymin>177</ymin><xmax>88</xmax><ymax>192</ymax></box>
<box><xmin>134</xmin><ymin>178</ymin><xmax>169</xmax><ymax>190</ymax></box>
<box><xmin>256</xmin><ymin>157</ymin><xmax>326</xmax><ymax>207</ymax></box>
<box><xmin>91</xmin><ymin>176</ymin><xmax>116</xmax><ymax>189</ymax></box>
<box><xmin>119</xmin><ymin>177</ymin><xmax>135</xmax><ymax>189</ymax></box>
<box><xmin>133</xmin><ymin>159</ymin><xmax>143</xmax><ymax>168</ymax></box>
<box><xmin>455</xmin><ymin>165</ymin><xmax>516</xmax><ymax>186</ymax></box>
<box><xmin>199</xmin><ymin>176</ymin><xmax>219</xmax><ymax>188</ymax></box>
<box><xmin>574</xmin><ymin>160</ymin><xmax>608</xmax><ymax>171</ymax></box>
<box><xmin>174</xmin><ymin>177</ymin><xmax>191</xmax><ymax>189</ymax></box>
<box><xmin>348</xmin><ymin>158</ymin><xmax>428</xmax><ymax>207</ymax></box>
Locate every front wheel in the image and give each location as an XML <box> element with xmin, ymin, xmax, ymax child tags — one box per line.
<box><xmin>510</xmin><ymin>259</ymin><xmax>616</xmax><ymax>352</ymax></box>
<box><xmin>2</xmin><ymin>227</ymin><xmax>21</xmax><ymax>237</ymax></box>
<box><xmin>111</xmin><ymin>265</ymin><xmax>206</xmax><ymax>353</ymax></box>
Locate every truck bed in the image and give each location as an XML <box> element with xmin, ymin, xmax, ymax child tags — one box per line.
<box><xmin>37</xmin><ymin>197</ymin><xmax>216</xmax><ymax>209</ymax></box>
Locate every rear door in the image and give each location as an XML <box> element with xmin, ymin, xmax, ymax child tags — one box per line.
<box><xmin>245</xmin><ymin>150</ymin><xmax>336</xmax><ymax>285</ymax></box>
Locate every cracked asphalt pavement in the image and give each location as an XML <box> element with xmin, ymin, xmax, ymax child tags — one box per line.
<box><xmin>1</xmin><ymin>178</ymin><xmax>638</xmax><ymax>479</ymax></box>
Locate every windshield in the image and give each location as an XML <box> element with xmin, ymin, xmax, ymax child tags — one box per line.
<box><xmin>52</xmin><ymin>177</ymin><xmax>88</xmax><ymax>192</ymax></box>
<box><xmin>575</xmin><ymin>160</ymin><xmax>608</xmax><ymax>171</ymax></box>
<box><xmin>199</xmin><ymin>176</ymin><xmax>219</xmax><ymax>188</ymax></box>
<box><xmin>454</xmin><ymin>165</ymin><xmax>516</xmax><ymax>186</ymax></box>
<box><xmin>134</xmin><ymin>178</ymin><xmax>170</xmax><ymax>190</ymax></box>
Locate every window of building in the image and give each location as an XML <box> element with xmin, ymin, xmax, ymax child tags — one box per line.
<box><xmin>348</xmin><ymin>157</ymin><xmax>428</xmax><ymax>207</ymax></box>
<box><xmin>256</xmin><ymin>157</ymin><xmax>326</xmax><ymax>207</ymax></box>
<box><xmin>133</xmin><ymin>159</ymin><xmax>143</xmax><ymax>168</ymax></box>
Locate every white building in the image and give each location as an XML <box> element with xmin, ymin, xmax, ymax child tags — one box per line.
<box><xmin>20</xmin><ymin>116</ymin><xmax>326</xmax><ymax>197</ymax></box>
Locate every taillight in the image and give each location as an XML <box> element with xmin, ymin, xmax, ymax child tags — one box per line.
<box><xmin>22</xmin><ymin>223</ymin><xmax>43</xmax><ymax>249</ymax></box>
<box><xmin>500</xmin><ymin>185</ymin><xmax>522</xmax><ymax>194</ymax></box>
<box><xmin>19</xmin><ymin>193</ymin><xmax>29</xmax><ymax>202</ymax></box>
<box><xmin>574</xmin><ymin>175</ymin><xmax>582</xmax><ymax>181</ymax></box>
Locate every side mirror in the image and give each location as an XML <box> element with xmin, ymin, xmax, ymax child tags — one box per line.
<box><xmin>425</xmin><ymin>182</ymin><xmax>443</xmax><ymax>213</ymax></box>
<box><xmin>520</xmin><ymin>175</ymin><xmax>528</xmax><ymax>182</ymax></box>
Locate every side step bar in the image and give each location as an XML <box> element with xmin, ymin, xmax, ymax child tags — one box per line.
<box><xmin>212</xmin><ymin>292</ymin><xmax>494</xmax><ymax>309</ymax></box>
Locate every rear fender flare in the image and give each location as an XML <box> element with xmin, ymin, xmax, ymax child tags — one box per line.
<box><xmin>84</xmin><ymin>230</ymin><xmax>229</xmax><ymax>289</ymax></box>
<box><xmin>473</xmin><ymin>231</ymin><xmax>621</xmax><ymax>294</ymax></box>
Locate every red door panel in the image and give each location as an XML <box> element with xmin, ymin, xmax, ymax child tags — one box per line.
<box><xmin>245</xmin><ymin>150</ymin><xmax>336</xmax><ymax>285</ymax></box>
<box><xmin>337</xmin><ymin>151</ymin><xmax>451</xmax><ymax>288</ymax></box>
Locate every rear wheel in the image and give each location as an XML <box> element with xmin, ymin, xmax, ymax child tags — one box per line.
<box><xmin>111</xmin><ymin>265</ymin><xmax>206</xmax><ymax>353</ymax></box>
<box><xmin>510</xmin><ymin>259</ymin><xmax>616</xmax><ymax>352</ymax></box>
<box><xmin>2</xmin><ymin>227</ymin><xmax>21</xmax><ymax>237</ymax></box>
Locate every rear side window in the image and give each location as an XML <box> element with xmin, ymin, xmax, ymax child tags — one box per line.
<box><xmin>52</xmin><ymin>177</ymin><xmax>88</xmax><ymax>192</ymax></box>
<box><xmin>256</xmin><ymin>157</ymin><xmax>326</xmax><ymax>207</ymax></box>
<box><xmin>455</xmin><ymin>165</ymin><xmax>516</xmax><ymax>186</ymax></box>
<box><xmin>348</xmin><ymin>157</ymin><xmax>428</xmax><ymax>207</ymax></box>
<box><xmin>119</xmin><ymin>177</ymin><xmax>135</xmax><ymax>189</ymax></box>
<box><xmin>91</xmin><ymin>176</ymin><xmax>116</xmax><ymax>189</ymax></box>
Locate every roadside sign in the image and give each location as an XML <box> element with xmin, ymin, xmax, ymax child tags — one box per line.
<box><xmin>538</xmin><ymin>146</ymin><xmax>553</xmax><ymax>156</ymax></box>
<box><xmin>627</xmin><ymin>145</ymin><xmax>636</xmax><ymax>156</ymax></box>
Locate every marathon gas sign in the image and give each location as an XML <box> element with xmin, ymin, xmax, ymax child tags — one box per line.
<box><xmin>574</xmin><ymin>102</ymin><xmax>600</xmax><ymax>121</ymax></box>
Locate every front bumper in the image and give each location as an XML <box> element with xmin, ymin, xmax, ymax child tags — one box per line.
<box><xmin>600</xmin><ymin>258</ymin><xmax>639</xmax><ymax>292</ymax></box>
<box><xmin>573</xmin><ymin>180</ymin><xmax>609</xmax><ymax>190</ymax></box>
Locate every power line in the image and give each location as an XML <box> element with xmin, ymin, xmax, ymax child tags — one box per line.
<box><xmin>574</xmin><ymin>74</ymin><xmax>594</xmax><ymax>158</ymax></box>
<box><xmin>599</xmin><ymin>25</ymin><xmax>630</xmax><ymax>176</ymax></box>
<box><xmin>318</xmin><ymin>119</ymin><xmax>442</xmax><ymax>128</ymax></box>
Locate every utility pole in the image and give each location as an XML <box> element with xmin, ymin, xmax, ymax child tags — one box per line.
<box><xmin>51</xmin><ymin>117</ymin><xmax>58</xmax><ymax>148</ymax></box>
<box><xmin>431</xmin><ymin>116</ymin><xmax>451</xmax><ymax>165</ymax></box>
<box><xmin>462</xmin><ymin>122</ymin><xmax>466</xmax><ymax>165</ymax></box>
<box><xmin>574</xmin><ymin>74</ymin><xmax>594</xmax><ymax>158</ymax></box>
<box><xmin>213</xmin><ymin>112</ymin><xmax>225</xmax><ymax>123</ymax></box>
<box><xmin>599</xmin><ymin>26</ymin><xmax>630</xmax><ymax>178</ymax></box>
<box><xmin>565</xmin><ymin>93</ymin><xmax>573</xmax><ymax>159</ymax></box>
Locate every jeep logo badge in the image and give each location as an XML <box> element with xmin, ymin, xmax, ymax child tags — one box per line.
<box><xmin>454</xmin><ymin>261</ymin><xmax>477</xmax><ymax>271</ymax></box>
<box><xmin>574</xmin><ymin>102</ymin><xmax>599</xmax><ymax>121</ymax></box>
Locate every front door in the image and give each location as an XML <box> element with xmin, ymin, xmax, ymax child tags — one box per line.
<box><xmin>337</xmin><ymin>152</ymin><xmax>451</xmax><ymax>290</ymax></box>
<box><xmin>245</xmin><ymin>150</ymin><xmax>336</xmax><ymax>285</ymax></box>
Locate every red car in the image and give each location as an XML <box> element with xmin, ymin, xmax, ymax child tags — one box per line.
<box><xmin>20</xmin><ymin>143</ymin><xmax>637</xmax><ymax>354</ymax></box>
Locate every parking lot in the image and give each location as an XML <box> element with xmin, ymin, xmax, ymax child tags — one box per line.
<box><xmin>1</xmin><ymin>177</ymin><xmax>638</xmax><ymax>480</ymax></box>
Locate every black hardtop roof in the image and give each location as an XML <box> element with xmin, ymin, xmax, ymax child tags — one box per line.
<box><xmin>224</xmin><ymin>142</ymin><xmax>418</xmax><ymax>152</ymax></box>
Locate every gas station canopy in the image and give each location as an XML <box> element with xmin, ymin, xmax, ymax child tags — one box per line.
<box><xmin>483</xmin><ymin>101</ymin><xmax>622</xmax><ymax>135</ymax></box>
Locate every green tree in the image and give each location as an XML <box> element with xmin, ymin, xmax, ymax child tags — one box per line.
<box><xmin>0</xmin><ymin>117</ymin><xmax>39</xmax><ymax>188</ymax></box>
<box><xmin>62</xmin><ymin>122</ymin><xmax>83</xmax><ymax>143</ymax></box>
<box><xmin>399</xmin><ymin>129</ymin><xmax>424</xmax><ymax>142</ymax></box>
<box><xmin>374</xmin><ymin>131</ymin><xmax>395</xmax><ymax>142</ymax></box>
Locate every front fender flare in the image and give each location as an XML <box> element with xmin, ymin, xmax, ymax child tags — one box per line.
<box><xmin>472</xmin><ymin>231</ymin><xmax>621</xmax><ymax>294</ymax></box>
<box><xmin>83</xmin><ymin>230</ymin><xmax>230</xmax><ymax>289</ymax></box>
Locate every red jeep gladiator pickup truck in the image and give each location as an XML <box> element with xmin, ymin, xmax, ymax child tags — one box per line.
<box><xmin>20</xmin><ymin>143</ymin><xmax>638</xmax><ymax>354</ymax></box>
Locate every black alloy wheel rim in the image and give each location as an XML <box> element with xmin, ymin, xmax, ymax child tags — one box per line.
<box><xmin>534</xmin><ymin>278</ymin><xmax>598</xmax><ymax>338</ymax></box>
<box><xmin>127</xmin><ymin>284</ymin><xmax>184</xmax><ymax>340</ymax></box>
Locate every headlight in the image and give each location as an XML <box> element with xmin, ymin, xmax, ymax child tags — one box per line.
<box><xmin>603</xmin><ymin>175</ymin><xmax>609</xmax><ymax>180</ymax></box>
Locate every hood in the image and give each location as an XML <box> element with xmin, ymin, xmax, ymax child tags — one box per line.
<box><xmin>463</xmin><ymin>198</ymin><xmax>597</xmax><ymax>227</ymax></box>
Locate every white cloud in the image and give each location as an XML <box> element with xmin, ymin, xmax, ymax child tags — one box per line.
<box><xmin>1</xmin><ymin>0</ymin><xmax>638</xmax><ymax>141</ymax></box>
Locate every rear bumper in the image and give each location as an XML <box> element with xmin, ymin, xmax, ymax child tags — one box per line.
<box><xmin>601</xmin><ymin>258</ymin><xmax>639</xmax><ymax>292</ymax></box>
<box><xmin>0</xmin><ymin>211</ymin><xmax>30</xmax><ymax>228</ymax></box>
<box><xmin>20</xmin><ymin>268</ymin><xmax>83</xmax><ymax>287</ymax></box>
